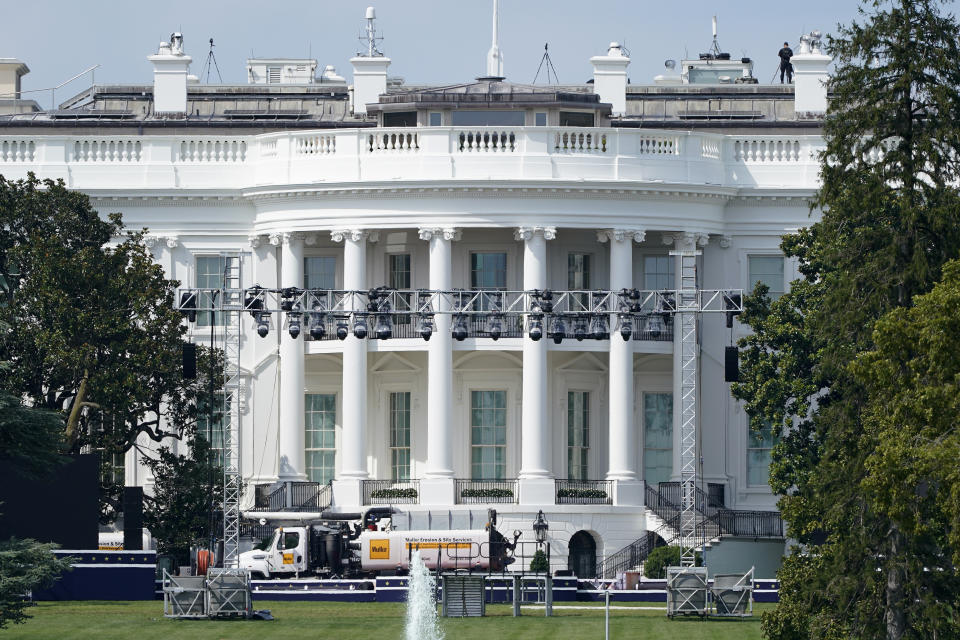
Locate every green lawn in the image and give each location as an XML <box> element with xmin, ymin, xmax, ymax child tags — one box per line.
<box><xmin>3</xmin><ymin>601</ymin><xmax>772</xmax><ymax>639</ymax></box>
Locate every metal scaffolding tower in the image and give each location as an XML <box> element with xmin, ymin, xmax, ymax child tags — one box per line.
<box><xmin>220</xmin><ymin>254</ymin><xmax>243</xmax><ymax>568</ymax></box>
<box><xmin>673</xmin><ymin>248</ymin><xmax>702</xmax><ymax>567</ymax></box>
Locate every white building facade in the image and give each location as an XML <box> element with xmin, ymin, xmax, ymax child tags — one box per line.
<box><xmin>0</xmin><ymin>24</ymin><xmax>832</xmax><ymax>577</ymax></box>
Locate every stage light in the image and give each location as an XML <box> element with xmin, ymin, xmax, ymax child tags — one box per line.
<box><xmin>309</xmin><ymin>313</ymin><xmax>326</xmax><ymax>340</ymax></box>
<box><xmin>573</xmin><ymin>317</ymin><xmax>588</xmax><ymax>341</ymax></box>
<box><xmin>528</xmin><ymin>314</ymin><xmax>543</xmax><ymax>341</ymax></box>
<box><xmin>618</xmin><ymin>314</ymin><xmax>632</xmax><ymax>341</ymax></box>
<box><xmin>452</xmin><ymin>315</ymin><xmax>468</xmax><ymax>341</ymax></box>
<box><xmin>287</xmin><ymin>311</ymin><xmax>302</xmax><ymax>339</ymax></box>
<box><xmin>590</xmin><ymin>313</ymin><xmax>609</xmax><ymax>340</ymax></box>
<box><xmin>487</xmin><ymin>314</ymin><xmax>503</xmax><ymax>341</ymax></box>
<box><xmin>353</xmin><ymin>315</ymin><xmax>368</xmax><ymax>339</ymax></box>
<box><xmin>418</xmin><ymin>314</ymin><xmax>434</xmax><ymax>341</ymax></box>
<box><xmin>335</xmin><ymin>316</ymin><xmax>349</xmax><ymax>341</ymax></box>
<box><xmin>375</xmin><ymin>314</ymin><xmax>392</xmax><ymax>340</ymax></box>
<box><xmin>551</xmin><ymin>315</ymin><xmax>566</xmax><ymax>344</ymax></box>
<box><xmin>255</xmin><ymin>312</ymin><xmax>270</xmax><ymax>338</ymax></box>
<box><xmin>280</xmin><ymin>287</ymin><xmax>300</xmax><ymax>312</ymax></box>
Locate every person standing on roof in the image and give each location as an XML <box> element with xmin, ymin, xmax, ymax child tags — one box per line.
<box><xmin>778</xmin><ymin>42</ymin><xmax>794</xmax><ymax>83</ymax></box>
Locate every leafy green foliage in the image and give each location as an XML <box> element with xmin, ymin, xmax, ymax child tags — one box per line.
<box><xmin>0</xmin><ymin>538</ymin><xmax>72</xmax><ymax>629</ymax></box>
<box><xmin>528</xmin><ymin>549</ymin><xmax>549</xmax><ymax>573</ymax></box>
<box><xmin>0</xmin><ymin>391</ymin><xmax>66</xmax><ymax>480</ymax></box>
<box><xmin>141</xmin><ymin>437</ymin><xmax>223</xmax><ymax>566</ymax></box>
<box><xmin>0</xmin><ymin>173</ymin><xmax>223</xmax><ymax>522</ymax></box>
<box><xmin>730</xmin><ymin>2</ymin><xmax>960</xmax><ymax>638</ymax></box>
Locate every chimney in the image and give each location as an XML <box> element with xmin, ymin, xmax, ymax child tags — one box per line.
<box><xmin>350</xmin><ymin>7</ymin><xmax>390</xmax><ymax>116</ymax></box>
<box><xmin>0</xmin><ymin>58</ymin><xmax>30</xmax><ymax>100</ymax></box>
<box><xmin>792</xmin><ymin>31</ymin><xmax>831</xmax><ymax>115</ymax></box>
<box><xmin>147</xmin><ymin>33</ymin><xmax>192</xmax><ymax>116</ymax></box>
<box><xmin>590</xmin><ymin>42</ymin><xmax>630</xmax><ymax>116</ymax></box>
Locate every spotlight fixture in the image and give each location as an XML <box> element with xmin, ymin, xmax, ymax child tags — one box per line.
<box><xmin>573</xmin><ymin>317</ymin><xmax>588</xmax><ymax>341</ymax></box>
<box><xmin>618</xmin><ymin>314</ymin><xmax>633</xmax><ymax>341</ymax></box>
<box><xmin>452</xmin><ymin>314</ymin><xmax>468</xmax><ymax>342</ymax></box>
<box><xmin>335</xmin><ymin>315</ymin><xmax>349</xmax><ymax>340</ymax></box>
<box><xmin>243</xmin><ymin>287</ymin><xmax>264</xmax><ymax>316</ymax></box>
<box><xmin>551</xmin><ymin>315</ymin><xmax>566</xmax><ymax>344</ymax></box>
<box><xmin>179</xmin><ymin>291</ymin><xmax>198</xmax><ymax>323</ymax></box>
<box><xmin>309</xmin><ymin>313</ymin><xmax>326</xmax><ymax>340</ymax></box>
<box><xmin>353</xmin><ymin>314</ymin><xmax>368</xmax><ymax>339</ymax></box>
<box><xmin>255</xmin><ymin>312</ymin><xmax>270</xmax><ymax>338</ymax></box>
<box><xmin>374</xmin><ymin>314</ymin><xmax>392</xmax><ymax>340</ymax></box>
<box><xmin>487</xmin><ymin>314</ymin><xmax>503</xmax><ymax>341</ymax></box>
<box><xmin>528</xmin><ymin>314</ymin><xmax>543</xmax><ymax>341</ymax></box>
<box><xmin>280</xmin><ymin>287</ymin><xmax>301</xmax><ymax>312</ymax></box>
<box><xmin>418</xmin><ymin>313</ymin><xmax>434</xmax><ymax>341</ymax></box>
<box><xmin>287</xmin><ymin>311</ymin><xmax>302</xmax><ymax>339</ymax></box>
<box><xmin>590</xmin><ymin>312</ymin><xmax>609</xmax><ymax>340</ymax></box>
<box><xmin>647</xmin><ymin>313</ymin><xmax>666</xmax><ymax>339</ymax></box>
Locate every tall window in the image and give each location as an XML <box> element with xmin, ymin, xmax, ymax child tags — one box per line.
<box><xmin>196</xmin><ymin>256</ymin><xmax>237</xmax><ymax>327</ymax></box>
<box><xmin>748</xmin><ymin>256</ymin><xmax>785</xmax><ymax>300</ymax></box>
<box><xmin>388</xmin><ymin>254</ymin><xmax>412</xmax><ymax>325</ymax></box>
<box><xmin>568</xmin><ymin>253</ymin><xmax>591</xmax><ymax>311</ymax></box>
<box><xmin>197</xmin><ymin>392</ymin><xmax>228</xmax><ymax>467</ymax></box>
<box><xmin>643</xmin><ymin>255</ymin><xmax>674</xmax><ymax>290</ymax></box>
<box><xmin>471</xmin><ymin>252</ymin><xmax>507</xmax><ymax>312</ymax></box>
<box><xmin>305</xmin><ymin>394</ymin><xmax>336</xmax><ymax>484</ymax></box>
<box><xmin>747</xmin><ymin>422</ymin><xmax>778</xmax><ymax>486</ymax></box>
<box><xmin>643</xmin><ymin>393</ymin><xmax>673</xmax><ymax>487</ymax></box>
<box><xmin>567</xmin><ymin>391</ymin><xmax>590</xmax><ymax>480</ymax></box>
<box><xmin>304</xmin><ymin>256</ymin><xmax>336</xmax><ymax>290</ymax></box>
<box><xmin>471</xmin><ymin>390</ymin><xmax>507</xmax><ymax>480</ymax></box>
<box><xmin>389</xmin><ymin>392</ymin><xmax>411</xmax><ymax>482</ymax></box>
<box><xmin>100</xmin><ymin>450</ymin><xmax>125</xmax><ymax>487</ymax></box>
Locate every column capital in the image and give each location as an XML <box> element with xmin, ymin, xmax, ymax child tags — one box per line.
<box><xmin>164</xmin><ymin>235</ymin><xmax>179</xmax><ymax>249</ymax></box>
<box><xmin>597</xmin><ymin>228</ymin><xmax>645</xmax><ymax>243</ymax></box>
<box><xmin>514</xmin><ymin>226</ymin><xmax>557</xmax><ymax>242</ymax></box>
<box><xmin>419</xmin><ymin>227</ymin><xmax>462</xmax><ymax>242</ymax></box>
<box><xmin>281</xmin><ymin>231</ymin><xmax>303</xmax><ymax>247</ymax></box>
<box><xmin>143</xmin><ymin>235</ymin><xmax>159</xmax><ymax>249</ymax></box>
<box><xmin>331</xmin><ymin>229</ymin><xmax>373</xmax><ymax>244</ymax></box>
<box><xmin>248</xmin><ymin>234</ymin><xmax>262</xmax><ymax>249</ymax></box>
<box><xmin>268</xmin><ymin>232</ymin><xmax>283</xmax><ymax>247</ymax></box>
<box><xmin>719</xmin><ymin>234</ymin><xmax>733</xmax><ymax>249</ymax></box>
<box><xmin>662</xmin><ymin>232</ymin><xmax>706</xmax><ymax>248</ymax></box>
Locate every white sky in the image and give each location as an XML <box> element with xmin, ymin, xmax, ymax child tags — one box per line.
<box><xmin>0</xmin><ymin>1</ymin><xmax>938</xmax><ymax>106</ymax></box>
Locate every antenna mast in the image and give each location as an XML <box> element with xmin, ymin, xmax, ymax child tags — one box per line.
<box><xmin>710</xmin><ymin>16</ymin><xmax>722</xmax><ymax>56</ymax></box>
<box><xmin>532</xmin><ymin>43</ymin><xmax>559</xmax><ymax>84</ymax></box>
<box><xmin>200</xmin><ymin>38</ymin><xmax>223</xmax><ymax>83</ymax></box>
<box><xmin>358</xmin><ymin>6</ymin><xmax>384</xmax><ymax>57</ymax></box>
<box><xmin>486</xmin><ymin>0</ymin><xmax>504</xmax><ymax>77</ymax></box>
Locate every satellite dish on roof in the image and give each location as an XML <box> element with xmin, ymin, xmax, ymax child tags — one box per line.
<box><xmin>664</xmin><ymin>59</ymin><xmax>677</xmax><ymax>70</ymax></box>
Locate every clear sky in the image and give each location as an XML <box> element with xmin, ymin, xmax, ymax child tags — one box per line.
<box><xmin>0</xmin><ymin>1</ymin><xmax>940</xmax><ymax>106</ymax></box>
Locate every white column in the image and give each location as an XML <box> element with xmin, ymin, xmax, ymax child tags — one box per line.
<box><xmin>278</xmin><ymin>232</ymin><xmax>306</xmax><ymax>480</ymax></box>
<box><xmin>600</xmin><ymin>229</ymin><xmax>644</xmax><ymax>482</ymax></box>
<box><xmin>517</xmin><ymin>226</ymin><xmax>556</xmax><ymax>481</ymax></box>
<box><xmin>335</xmin><ymin>229</ymin><xmax>370</xmax><ymax>479</ymax></box>
<box><xmin>419</xmin><ymin>228</ymin><xmax>457</xmax><ymax>478</ymax></box>
<box><xmin>250</xmin><ymin>235</ymin><xmax>280</xmax><ymax>484</ymax></box>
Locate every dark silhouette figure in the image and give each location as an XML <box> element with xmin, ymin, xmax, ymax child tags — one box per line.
<box><xmin>779</xmin><ymin>42</ymin><xmax>794</xmax><ymax>83</ymax></box>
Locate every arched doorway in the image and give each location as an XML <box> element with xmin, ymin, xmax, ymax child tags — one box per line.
<box><xmin>568</xmin><ymin>530</ymin><xmax>597</xmax><ymax>578</ymax></box>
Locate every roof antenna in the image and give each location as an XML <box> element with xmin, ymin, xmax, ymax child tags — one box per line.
<box><xmin>486</xmin><ymin>0</ymin><xmax>504</xmax><ymax>78</ymax></box>
<box><xmin>532</xmin><ymin>43</ymin><xmax>559</xmax><ymax>84</ymax></box>
<box><xmin>200</xmin><ymin>38</ymin><xmax>223</xmax><ymax>83</ymax></box>
<box><xmin>711</xmin><ymin>15</ymin><xmax>722</xmax><ymax>56</ymax></box>
<box><xmin>358</xmin><ymin>6</ymin><xmax>384</xmax><ymax>57</ymax></box>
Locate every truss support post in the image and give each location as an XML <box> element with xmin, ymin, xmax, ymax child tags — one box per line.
<box><xmin>220</xmin><ymin>253</ymin><xmax>244</xmax><ymax>568</ymax></box>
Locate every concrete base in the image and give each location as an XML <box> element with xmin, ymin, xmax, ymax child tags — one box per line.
<box><xmin>419</xmin><ymin>477</ymin><xmax>455</xmax><ymax>506</ymax></box>
<box><xmin>331</xmin><ymin>479</ymin><xmax>362</xmax><ymax>509</ymax></box>
<box><xmin>519</xmin><ymin>478</ymin><xmax>556</xmax><ymax>505</ymax></box>
<box><xmin>613</xmin><ymin>480</ymin><xmax>643</xmax><ymax>506</ymax></box>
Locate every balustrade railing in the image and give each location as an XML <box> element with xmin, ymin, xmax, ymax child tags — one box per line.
<box><xmin>554</xmin><ymin>130</ymin><xmax>607</xmax><ymax>153</ymax></box>
<box><xmin>455</xmin><ymin>479</ymin><xmax>518</xmax><ymax>504</ymax></box>
<box><xmin>556</xmin><ymin>479</ymin><xmax>613</xmax><ymax>505</ymax></box>
<box><xmin>712</xmin><ymin>510</ymin><xmax>784</xmax><ymax>538</ymax></box>
<box><xmin>457</xmin><ymin>129</ymin><xmax>517</xmax><ymax>152</ymax></box>
<box><xmin>295</xmin><ymin>134</ymin><xmax>336</xmax><ymax>155</ymax></box>
<box><xmin>367</xmin><ymin>130</ymin><xmax>418</xmax><ymax>152</ymax></box>
<box><xmin>362</xmin><ymin>479</ymin><xmax>420</xmax><ymax>505</ymax></box>
<box><xmin>289</xmin><ymin>481</ymin><xmax>332</xmax><ymax>511</ymax></box>
<box><xmin>0</xmin><ymin>139</ymin><xmax>34</xmax><ymax>162</ymax></box>
<box><xmin>179</xmin><ymin>139</ymin><xmax>247</xmax><ymax>162</ymax></box>
<box><xmin>732</xmin><ymin>137</ymin><xmax>802</xmax><ymax>162</ymax></box>
<box><xmin>73</xmin><ymin>139</ymin><xmax>141</xmax><ymax>162</ymax></box>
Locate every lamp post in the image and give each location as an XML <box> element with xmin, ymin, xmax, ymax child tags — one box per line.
<box><xmin>533</xmin><ymin>509</ymin><xmax>549</xmax><ymax>547</ymax></box>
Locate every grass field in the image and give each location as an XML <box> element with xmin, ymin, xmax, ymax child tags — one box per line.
<box><xmin>3</xmin><ymin>601</ymin><xmax>772</xmax><ymax>639</ymax></box>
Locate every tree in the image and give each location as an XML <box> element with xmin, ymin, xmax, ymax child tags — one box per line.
<box><xmin>732</xmin><ymin>2</ymin><xmax>960</xmax><ymax>638</ymax></box>
<box><xmin>529</xmin><ymin>549</ymin><xmax>549</xmax><ymax>573</ymax></box>
<box><xmin>0</xmin><ymin>173</ymin><xmax>222</xmax><ymax>521</ymax></box>
<box><xmin>141</xmin><ymin>436</ymin><xmax>224</xmax><ymax>565</ymax></box>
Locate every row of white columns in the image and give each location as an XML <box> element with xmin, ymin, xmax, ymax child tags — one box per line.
<box><xmin>262</xmin><ymin>227</ymin><xmax>693</xmax><ymax>491</ymax></box>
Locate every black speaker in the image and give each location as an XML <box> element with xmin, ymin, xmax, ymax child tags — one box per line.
<box><xmin>123</xmin><ymin>486</ymin><xmax>144</xmax><ymax>550</ymax></box>
<box><xmin>725</xmin><ymin>346</ymin><xmax>739</xmax><ymax>382</ymax></box>
<box><xmin>182</xmin><ymin>342</ymin><xmax>197</xmax><ymax>379</ymax></box>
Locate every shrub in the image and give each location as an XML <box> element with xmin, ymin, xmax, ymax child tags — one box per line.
<box><xmin>643</xmin><ymin>545</ymin><xmax>701</xmax><ymax>579</ymax></box>
<box><xmin>557</xmin><ymin>488</ymin><xmax>608</xmax><ymax>500</ymax></box>
<box><xmin>460</xmin><ymin>488</ymin><xmax>514</xmax><ymax>499</ymax></box>
<box><xmin>369</xmin><ymin>487</ymin><xmax>418</xmax><ymax>500</ymax></box>
<box><xmin>529</xmin><ymin>549</ymin><xmax>549</xmax><ymax>573</ymax></box>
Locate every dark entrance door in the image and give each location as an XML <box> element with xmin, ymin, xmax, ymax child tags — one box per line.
<box><xmin>568</xmin><ymin>531</ymin><xmax>597</xmax><ymax>578</ymax></box>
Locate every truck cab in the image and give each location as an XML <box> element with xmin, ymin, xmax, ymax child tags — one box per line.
<box><xmin>239</xmin><ymin>526</ymin><xmax>308</xmax><ymax>578</ymax></box>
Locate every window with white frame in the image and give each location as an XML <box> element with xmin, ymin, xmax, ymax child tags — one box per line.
<box><xmin>747</xmin><ymin>421</ymin><xmax>778</xmax><ymax>486</ymax></box>
<box><xmin>389</xmin><ymin>392</ymin><xmax>411</xmax><ymax>482</ymax></box>
<box><xmin>470</xmin><ymin>252</ymin><xmax>507</xmax><ymax>311</ymax></box>
<box><xmin>643</xmin><ymin>255</ymin><xmax>674</xmax><ymax>290</ymax></box>
<box><xmin>470</xmin><ymin>390</ymin><xmax>507</xmax><ymax>480</ymax></box>
<box><xmin>748</xmin><ymin>256</ymin><xmax>785</xmax><ymax>300</ymax></box>
<box><xmin>643</xmin><ymin>392</ymin><xmax>673</xmax><ymax>487</ymax></box>
<box><xmin>305</xmin><ymin>394</ymin><xmax>336</xmax><ymax>484</ymax></box>
<box><xmin>567</xmin><ymin>391</ymin><xmax>590</xmax><ymax>480</ymax></box>
<box><xmin>196</xmin><ymin>255</ymin><xmax>237</xmax><ymax>327</ymax></box>
<box><xmin>304</xmin><ymin>256</ymin><xmax>336</xmax><ymax>290</ymax></box>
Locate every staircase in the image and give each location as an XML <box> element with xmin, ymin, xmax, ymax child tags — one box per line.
<box><xmin>595</xmin><ymin>483</ymin><xmax>785</xmax><ymax>579</ymax></box>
